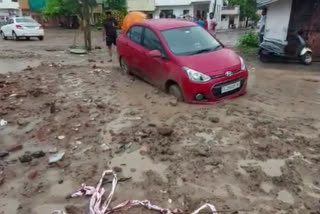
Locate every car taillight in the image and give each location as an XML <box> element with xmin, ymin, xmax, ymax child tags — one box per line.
<box><xmin>16</xmin><ymin>24</ymin><xmax>23</xmax><ymax>29</ymax></box>
<box><xmin>39</xmin><ymin>25</ymin><xmax>43</xmax><ymax>29</ymax></box>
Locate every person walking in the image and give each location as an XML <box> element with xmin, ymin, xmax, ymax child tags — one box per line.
<box><xmin>209</xmin><ymin>13</ymin><xmax>217</xmax><ymax>36</ymax></box>
<box><xmin>103</xmin><ymin>11</ymin><xmax>118</xmax><ymax>62</ymax></box>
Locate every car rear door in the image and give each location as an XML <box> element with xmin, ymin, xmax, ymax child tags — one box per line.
<box><xmin>125</xmin><ymin>25</ymin><xmax>146</xmax><ymax>78</ymax></box>
<box><xmin>140</xmin><ymin>27</ymin><xmax>169</xmax><ymax>87</ymax></box>
<box><xmin>3</xmin><ymin>19</ymin><xmax>13</xmax><ymax>36</ymax></box>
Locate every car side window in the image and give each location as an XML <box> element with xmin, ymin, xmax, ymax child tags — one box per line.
<box><xmin>8</xmin><ymin>19</ymin><xmax>13</xmax><ymax>24</ymax></box>
<box><xmin>127</xmin><ymin>26</ymin><xmax>143</xmax><ymax>44</ymax></box>
<box><xmin>142</xmin><ymin>28</ymin><xmax>166</xmax><ymax>55</ymax></box>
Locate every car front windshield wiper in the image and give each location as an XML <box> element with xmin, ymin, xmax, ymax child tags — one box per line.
<box><xmin>194</xmin><ymin>48</ymin><xmax>214</xmax><ymax>54</ymax></box>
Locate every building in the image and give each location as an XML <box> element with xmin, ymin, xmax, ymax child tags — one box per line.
<box><xmin>153</xmin><ymin>0</ymin><xmax>224</xmax><ymax>21</ymax></box>
<box><xmin>127</xmin><ymin>0</ymin><xmax>155</xmax><ymax>18</ymax></box>
<box><xmin>220</xmin><ymin>5</ymin><xmax>240</xmax><ymax>29</ymax></box>
<box><xmin>257</xmin><ymin>0</ymin><xmax>320</xmax><ymax>58</ymax></box>
<box><xmin>0</xmin><ymin>0</ymin><xmax>19</xmax><ymax>21</ymax></box>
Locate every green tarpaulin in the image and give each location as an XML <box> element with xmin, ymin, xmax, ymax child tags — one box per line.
<box><xmin>28</xmin><ymin>0</ymin><xmax>46</xmax><ymax>11</ymax></box>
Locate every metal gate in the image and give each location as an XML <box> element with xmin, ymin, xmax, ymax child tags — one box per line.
<box><xmin>288</xmin><ymin>0</ymin><xmax>320</xmax><ymax>58</ymax></box>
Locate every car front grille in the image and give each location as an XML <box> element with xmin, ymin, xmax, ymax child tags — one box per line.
<box><xmin>211</xmin><ymin>78</ymin><xmax>245</xmax><ymax>98</ymax></box>
<box><xmin>210</xmin><ymin>68</ymin><xmax>241</xmax><ymax>79</ymax></box>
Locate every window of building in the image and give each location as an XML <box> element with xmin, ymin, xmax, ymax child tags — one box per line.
<box><xmin>183</xmin><ymin>10</ymin><xmax>190</xmax><ymax>15</ymax></box>
<box><xmin>11</xmin><ymin>0</ymin><xmax>18</xmax><ymax>2</ymax></box>
<box><xmin>160</xmin><ymin>10</ymin><xmax>173</xmax><ymax>18</ymax></box>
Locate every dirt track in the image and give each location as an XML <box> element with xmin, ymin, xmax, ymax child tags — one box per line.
<box><xmin>0</xmin><ymin>29</ymin><xmax>320</xmax><ymax>214</ymax></box>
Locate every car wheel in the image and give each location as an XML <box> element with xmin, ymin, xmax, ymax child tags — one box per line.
<box><xmin>120</xmin><ymin>57</ymin><xmax>130</xmax><ymax>74</ymax></box>
<box><xmin>12</xmin><ymin>32</ymin><xmax>19</xmax><ymax>41</ymax></box>
<box><xmin>38</xmin><ymin>36</ymin><xmax>44</xmax><ymax>41</ymax></box>
<box><xmin>259</xmin><ymin>53</ymin><xmax>269</xmax><ymax>63</ymax></box>
<box><xmin>169</xmin><ymin>84</ymin><xmax>184</xmax><ymax>102</ymax></box>
<box><xmin>1</xmin><ymin>31</ymin><xmax>7</xmax><ymax>40</ymax></box>
<box><xmin>26</xmin><ymin>37</ymin><xmax>30</xmax><ymax>40</ymax></box>
<box><xmin>301</xmin><ymin>52</ymin><xmax>312</xmax><ymax>65</ymax></box>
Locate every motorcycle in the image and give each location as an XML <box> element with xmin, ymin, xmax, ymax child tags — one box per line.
<box><xmin>259</xmin><ymin>31</ymin><xmax>312</xmax><ymax>65</ymax></box>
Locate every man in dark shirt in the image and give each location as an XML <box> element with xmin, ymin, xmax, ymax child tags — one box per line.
<box><xmin>103</xmin><ymin>11</ymin><xmax>118</xmax><ymax>62</ymax></box>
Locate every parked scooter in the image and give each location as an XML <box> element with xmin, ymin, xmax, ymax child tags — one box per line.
<box><xmin>259</xmin><ymin>31</ymin><xmax>312</xmax><ymax>65</ymax></box>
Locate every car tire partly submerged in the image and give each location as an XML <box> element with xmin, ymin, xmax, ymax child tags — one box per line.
<box><xmin>120</xmin><ymin>57</ymin><xmax>130</xmax><ymax>74</ymax></box>
<box><xmin>301</xmin><ymin>52</ymin><xmax>312</xmax><ymax>65</ymax></box>
<box><xmin>169</xmin><ymin>84</ymin><xmax>184</xmax><ymax>102</ymax></box>
<box><xmin>12</xmin><ymin>32</ymin><xmax>19</xmax><ymax>41</ymax></box>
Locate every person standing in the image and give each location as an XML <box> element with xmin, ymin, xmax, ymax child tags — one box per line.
<box><xmin>196</xmin><ymin>16</ymin><xmax>205</xmax><ymax>28</ymax></box>
<box><xmin>209</xmin><ymin>12</ymin><xmax>217</xmax><ymax>36</ymax></box>
<box><xmin>258</xmin><ymin>8</ymin><xmax>267</xmax><ymax>44</ymax></box>
<box><xmin>103</xmin><ymin>11</ymin><xmax>118</xmax><ymax>62</ymax></box>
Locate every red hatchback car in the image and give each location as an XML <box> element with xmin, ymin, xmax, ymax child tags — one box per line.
<box><xmin>117</xmin><ymin>19</ymin><xmax>248</xmax><ymax>104</ymax></box>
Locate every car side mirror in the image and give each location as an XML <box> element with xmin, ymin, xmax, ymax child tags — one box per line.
<box><xmin>148</xmin><ymin>49</ymin><xmax>162</xmax><ymax>58</ymax></box>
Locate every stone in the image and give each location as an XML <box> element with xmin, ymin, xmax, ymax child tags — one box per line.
<box><xmin>169</xmin><ymin>99</ymin><xmax>178</xmax><ymax>106</ymax></box>
<box><xmin>31</xmin><ymin>151</ymin><xmax>46</xmax><ymax>158</ymax></box>
<box><xmin>209</xmin><ymin>117</ymin><xmax>220</xmax><ymax>123</ymax></box>
<box><xmin>19</xmin><ymin>154</ymin><xmax>33</xmax><ymax>163</ymax></box>
<box><xmin>0</xmin><ymin>151</ymin><xmax>9</xmax><ymax>158</ymax></box>
<box><xmin>157</xmin><ymin>126</ymin><xmax>173</xmax><ymax>136</ymax></box>
<box><xmin>58</xmin><ymin>179</ymin><xmax>64</xmax><ymax>184</ymax></box>
<box><xmin>7</xmin><ymin>144</ymin><xmax>23</xmax><ymax>152</ymax></box>
<box><xmin>113</xmin><ymin>166</ymin><xmax>122</xmax><ymax>173</ymax></box>
<box><xmin>27</xmin><ymin>168</ymin><xmax>38</xmax><ymax>179</ymax></box>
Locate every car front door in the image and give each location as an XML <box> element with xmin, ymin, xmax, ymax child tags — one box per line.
<box><xmin>125</xmin><ymin>25</ymin><xmax>146</xmax><ymax>78</ymax></box>
<box><xmin>141</xmin><ymin>27</ymin><xmax>168</xmax><ymax>87</ymax></box>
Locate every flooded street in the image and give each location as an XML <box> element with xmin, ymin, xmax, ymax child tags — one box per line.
<box><xmin>0</xmin><ymin>29</ymin><xmax>320</xmax><ymax>214</ymax></box>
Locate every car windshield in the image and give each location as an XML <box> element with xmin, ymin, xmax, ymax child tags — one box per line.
<box><xmin>16</xmin><ymin>18</ymin><xmax>37</xmax><ymax>23</ymax></box>
<box><xmin>161</xmin><ymin>26</ymin><xmax>222</xmax><ymax>56</ymax></box>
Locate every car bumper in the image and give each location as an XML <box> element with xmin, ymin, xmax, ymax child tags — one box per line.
<box><xmin>15</xmin><ymin>29</ymin><xmax>44</xmax><ymax>37</ymax></box>
<box><xmin>181</xmin><ymin>69</ymin><xmax>248</xmax><ymax>104</ymax></box>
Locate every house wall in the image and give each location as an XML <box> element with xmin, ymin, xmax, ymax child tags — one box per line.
<box><xmin>0</xmin><ymin>0</ymin><xmax>19</xmax><ymax>10</ymax></box>
<box><xmin>154</xmin><ymin>5</ymin><xmax>194</xmax><ymax>18</ymax></box>
<box><xmin>265</xmin><ymin>0</ymin><xmax>292</xmax><ymax>41</ymax></box>
<box><xmin>127</xmin><ymin>0</ymin><xmax>155</xmax><ymax>11</ymax></box>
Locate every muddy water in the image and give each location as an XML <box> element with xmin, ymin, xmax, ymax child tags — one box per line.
<box><xmin>0</xmin><ymin>59</ymin><xmax>41</xmax><ymax>73</ymax></box>
<box><xmin>110</xmin><ymin>148</ymin><xmax>168</xmax><ymax>182</ymax></box>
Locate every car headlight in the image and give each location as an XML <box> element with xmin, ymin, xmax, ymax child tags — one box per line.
<box><xmin>182</xmin><ymin>66</ymin><xmax>211</xmax><ymax>82</ymax></box>
<box><xmin>239</xmin><ymin>57</ymin><xmax>246</xmax><ymax>70</ymax></box>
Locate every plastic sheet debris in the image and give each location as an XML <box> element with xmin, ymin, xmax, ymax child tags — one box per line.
<box><xmin>0</xmin><ymin>119</ymin><xmax>8</xmax><ymax>126</ymax></box>
<box><xmin>49</xmin><ymin>151</ymin><xmax>65</xmax><ymax>164</ymax></box>
<box><xmin>66</xmin><ymin>170</ymin><xmax>218</xmax><ymax>214</ymax></box>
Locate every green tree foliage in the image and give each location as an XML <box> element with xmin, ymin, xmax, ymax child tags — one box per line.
<box><xmin>42</xmin><ymin>0</ymin><xmax>63</xmax><ymax>16</ymax></box>
<box><xmin>229</xmin><ymin>0</ymin><xmax>258</xmax><ymax>22</ymax></box>
<box><xmin>104</xmin><ymin>0</ymin><xmax>126</xmax><ymax>11</ymax></box>
<box><xmin>237</xmin><ymin>30</ymin><xmax>259</xmax><ymax>47</ymax></box>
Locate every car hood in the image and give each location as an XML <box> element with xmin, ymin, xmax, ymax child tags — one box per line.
<box><xmin>176</xmin><ymin>48</ymin><xmax>241</xmax><ymax>76</ymax></box>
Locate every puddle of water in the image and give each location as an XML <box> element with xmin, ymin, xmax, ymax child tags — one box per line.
<box><xmin>238</xmin><ymin>159</ymin><xmax>285</xmax><ymax>177</ymax></box>
<box><xmin>277</xmin><ymin>190</ymin><xmax>294</xmax><ymax>204</ymax></box>
<box><xmin>0</xmin><ymin>59</ymin><xmax>41</xmax><ymax>73</ymax></box>
<box><xmin>110</xmin><ymin>148</ymin><xmax>167</xmax><ymax>182</ymax></box>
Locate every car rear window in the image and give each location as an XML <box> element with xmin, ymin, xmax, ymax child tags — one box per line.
<box><xmin>161</xmin><ymin>26</ymin><xmax>221</xmax><ymax>56</ymax></box>
<box><xmin>16</xmin><ymin>18</ymin><xmax>37</xmax><ymax>23</ymax></box>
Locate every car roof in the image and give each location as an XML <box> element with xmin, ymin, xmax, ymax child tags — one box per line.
<box><xmin>141</xmin><ymin>19</ymin><xmax>197</xmax><ymax>31</ymax></box>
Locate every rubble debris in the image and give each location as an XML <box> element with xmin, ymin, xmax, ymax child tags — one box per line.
<box><xmin>66</xmin><ymin>170</ymin><xmax>218</xmax><ymax>214</ymax></box>
<box><xmin>88</xmin><ymin>59</ymin><xmax>96</xmax><ymax>63</ymax></box>
<box><xmin>169</xmin><ymin>99</ymin><xmax>178</xmax><ymax>106</ymax></box>
<box><xmin>113</xmin><ymin>166</ymin><xmax>122</xmax><ymax>173</ymax></box>
<box><xmin>17</xmin><ymin>119</ymin><xmax>29</xmax><ymax>126</ymax></box>
<box><xmin>57</xmin><ymin>135</ymin><xmax>65</xmax><ymax>140</ymax></box>
<box><xmin>0</xmin><ymin>151</ymin><xmax>9</xmax><ymax>158</ymax></box>
<box><xmin>27</xmin><ymin>168</ymin><xmax>38</xmax><ymax>179</ymax></box>
<box><xmin>0</xmin><ymin>171</ymin><xmax>4</xmax><ymax>186</ymax></box>
<box><xmin>19</xmin><ymin>153</ymin><xmax>33</xmax><ymax>163</ymax></box>
<box><xmin>209</xmin><ymin>117</ymin><xmax>220</xmax><ymax>123</ymax></box>
<box><xmin>157</xmin><ymin>126</ymin><xmax>173</xmax><ymax>136</ymax></box>
<box><xmin>49</xmin><ymin>151</ymin><xmax>65</xmax><ymax>164</ymax></box>
<box><xmin>65</xmin><ymin>205</ymin><xmax>84</xmax><ymax>214</ymax></box>
<box><xmin>24</xmin><ymin>66</ymin><xmax>33</xmax><ymax>71</ymax></box>
<box><xmin>7</xmin><ymin>143</ymin><xmax>23</xmax><ymax>152</ymax></box>
<box><xmin>101</xmin><ymin>144</ymin><xmax>111</xmax><ymax>151</ymax></box>
<box><xmin>0</xmin><ymin>119</ymin><xmax>8</xmax><ymax>126</ymax></box>
<box><xmin>50</xmin><ymin>102</ymin><xmax>56</xmax><ymax>114</ymax></box>
<box><xmin>31</xmin><ymin>151</ymin><xmax>46</xmax><ymax>158</ymax></box>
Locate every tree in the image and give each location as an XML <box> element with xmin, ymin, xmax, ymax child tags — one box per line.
<box><xmin>42</xmin><ymin>0</ymin><xmax>96</xmax><ymax>50</ymax></box>
<box><xmin>229</xmin><ymin>0</ymin><xmax>258</xmax><ymax>27</ymax></box>
<box><xmin>104</xmin><ymin>0</ymin><xmax>126</xmax><ymax>11</ymax></box>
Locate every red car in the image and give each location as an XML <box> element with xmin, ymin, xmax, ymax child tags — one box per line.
<box><xmin>117</xmin><ymin>19</ymin><xmax>248</xmax><ymax>104</ymax></box>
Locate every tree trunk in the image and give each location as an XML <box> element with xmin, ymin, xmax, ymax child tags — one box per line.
<box><xmin>245</xmin><ymin>17</ymin><xmax>249</xmax><ymax>28</ymax></box>
<box><xmin>83</xmin><ymin>0</ymin><xmax>92</xmax><ymax>51</ymax></box>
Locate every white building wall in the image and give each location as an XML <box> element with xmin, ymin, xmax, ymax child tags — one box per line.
<box><xmin>154</xmin><ymin>5</ymin><xmax>194</xmax><ymax>18</ymax></box>
<box><xmin>0</xmin><ymin>0</ymin><xmax>19</xmax><ymax>9</ymax></box>
<box><xmin>127</xmin><ymin>0</ymin><xmax>155</xmax><ymax>11</ymax></box>
<box><xmin>265</xmin><ymin>0</ymin><xmax>292</xmax><ymax>41</ymax></box>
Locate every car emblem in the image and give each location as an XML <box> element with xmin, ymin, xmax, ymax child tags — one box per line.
<box><xmin>225</xmin><ymin>71</ymin><xmax>233</xmax><ymax>77</ymax></box>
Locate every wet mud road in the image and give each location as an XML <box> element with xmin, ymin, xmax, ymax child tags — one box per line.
<box><xmin>0</xmin><ymin>29</ymin><xmax>320</xmax><ymax>214</ymax></box>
